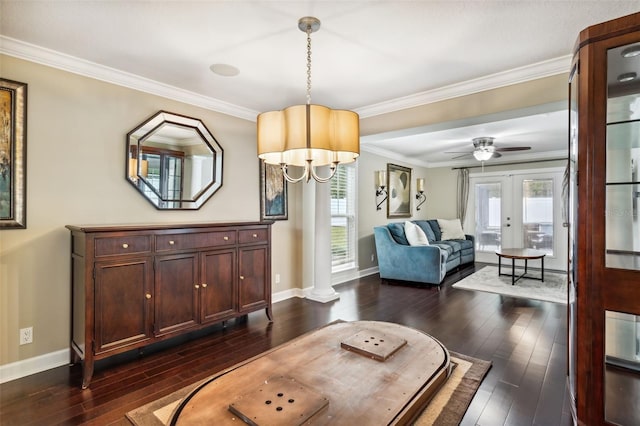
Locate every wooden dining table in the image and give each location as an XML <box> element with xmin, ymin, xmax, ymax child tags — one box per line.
<box><xmin>169</xmin><ymin>320</ymin><xmax>451</xmax><ymax>425</ymax></box>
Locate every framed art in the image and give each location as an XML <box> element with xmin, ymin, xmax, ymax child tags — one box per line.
<box><xmin>260</xmin><ymin>160</ymin><xmax>288</xmax><ymax>220</ymax></box>
<box><xmin>0</xmin><ymin>79</ymin><xmax>27</xmax><ymax>229</ymax></box>
<box><xmin>387</xmin><ymin>163</ymin><xmax>411</xmax><ymax>218</ymax></box>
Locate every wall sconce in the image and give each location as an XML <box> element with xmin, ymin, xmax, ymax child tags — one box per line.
<box><xmin>416</xmin><ymin>178</ymin><xmax>426</xmax><ymax>210</ymax></box>
<box><xmin>128</xmin><ymin>157</ymin><xmax>148</xmax><ymax>182</ymax></box>
<box><xmin>375</xmin><ymin>170</ymin><xmax>387</xmax><ymax>210</ymax></box>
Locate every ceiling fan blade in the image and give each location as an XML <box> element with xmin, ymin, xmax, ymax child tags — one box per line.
<box><xmin>451</xmin><ymin>153</ymin><xmax>473</xmax><ymax>159</ymax></box>
<box><xmin>491</xmin><ymin>152</ymin><xmax>503</xmax><ymax>159</ymax></box>
<box><xmin>494</xmin><ymin>146</ymin><xmax>531</xmax><ymax>152</ymax></box>
<box><xmin>444</xmin><ymin>150</ymin><xmax>472</xmax><ymax>154</ymax></box>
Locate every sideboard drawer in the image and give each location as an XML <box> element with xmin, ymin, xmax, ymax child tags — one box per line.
<box><xmin>94</xmin><ymin>235</ymin><xmax>151</xmax><ymax>257</ymax></box>
<box><xmin>156</xmin><ymin>231</ymin><xmax>237</xmax><ymax>251</ymax></box>
<box><xmin>238</xmin><ymin>228</ymin><xmax>269</xmax><ymax>244</ymax></box>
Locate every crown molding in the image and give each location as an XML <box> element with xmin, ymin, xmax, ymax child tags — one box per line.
<box><xmin>0</xmin><ymin>36</ymin><xmax>259</xmax><ymax>121</ymax></box>
<box><xmin>360</xmin><ymin>144</ymin><xmax>431</xmax><ymax>168</ymax></box>
<box><xmin>1</xmin><ymin>35</ymin><xmax>571</xmax><ymax>123</ymax></box>
<box><xmin>355</xmin><ymin>55</ymin><xmax>572</xmax><ymax>119</ymax></box>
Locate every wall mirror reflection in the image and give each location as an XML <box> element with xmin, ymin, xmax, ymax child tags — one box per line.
<box><xmin>126</xmin><ymin>111</ymin><xmax>223</xmax><ymax>209</ymax></box>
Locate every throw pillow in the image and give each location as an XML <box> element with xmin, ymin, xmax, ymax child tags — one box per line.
<box><xmin>387</xmin><ymin>223</ymin><xmax>409</xmax><ymax>245</ymax></box>
<box><xmin>404</xmin><ymin>221</ymin><xmax>430</xmax><ymax>246</ymax></box>
<box><xmin>437</xmin><ymin>218</ymin><xmax>466</xmax><ymax>240</ymax></box>
<box><xmin>415</xmin><ymin>221</ymin><xmax>436</xmax><ymax>243</ymax></box>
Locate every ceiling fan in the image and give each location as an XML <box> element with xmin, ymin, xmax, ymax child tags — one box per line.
<box><xmin>446</xmin><ymin>137</ymin><xmax>531</xmax><ymax>161</ymax></box>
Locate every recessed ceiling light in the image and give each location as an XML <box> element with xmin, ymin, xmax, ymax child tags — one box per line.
<box><xmin>621</xmin><ymin>45</ymin><xmax>640</xmax><ymax>58</ymax></box>
<box><xmin>210</xmin><ymin>64</ymin><xmax>239</xmax><ymax>77</ymax></box>
<box><xmin>617</xmin><ymin>72</ymin><xmax>637</xmax><ymax>83</ymax></box>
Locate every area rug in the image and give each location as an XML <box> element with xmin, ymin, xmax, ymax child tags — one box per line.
<box><xmin>452</xmin><ymin>266</ymin><xmax>567</xmax><ymax>304</ymax></box>
<box><xmin>126</xmin><ymin>351</ymin><xmax>491</xmax><ymax>426</ymax></box>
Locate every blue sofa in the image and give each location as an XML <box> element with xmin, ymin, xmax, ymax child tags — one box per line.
<box><xmin>373</xmin><ymin>219</ymin><xmax>475</xmax><ymax>285</ymax></box>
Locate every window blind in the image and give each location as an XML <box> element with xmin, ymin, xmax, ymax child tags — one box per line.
<box><xmin>331</xmin><ymin>164</ymin><xmax>357</xmax><ymax>270</ymax></box>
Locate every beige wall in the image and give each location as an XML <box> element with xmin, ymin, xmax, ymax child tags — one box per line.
<box><xmin>0</xmin><ymin>55</ymin><xmax>301</xmax><ymax>365</ymax></box>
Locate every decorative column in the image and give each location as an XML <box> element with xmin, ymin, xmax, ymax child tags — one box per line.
<box><xmin>303</xmin><ymin>172</ymin><xmax>340</xmax><ymax>303</ymax></box>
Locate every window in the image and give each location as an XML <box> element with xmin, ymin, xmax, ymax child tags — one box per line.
<box><xmin>331</xmin><ymin>164</ymin><xmax>357</xmax><ymax>271</ymax></box>
<box><xmin>522</xmin><ymin>179</ymin><xmax>554</xmax><ymax>254</ymax></box>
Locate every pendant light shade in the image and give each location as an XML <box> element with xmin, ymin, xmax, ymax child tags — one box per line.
<box><xmin>256</xmin><ymin>17</ymin><xmax>360</xmax><ymax>183</ymax></box>
<box><xmin>257</xmin><ymin>104</ymin><xmax>359</xmax><ymax>167</ymax></box>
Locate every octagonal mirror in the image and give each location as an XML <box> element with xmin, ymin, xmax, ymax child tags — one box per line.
<box><xmin>126</xmin><ymin>111</ymin><xmax>223</xmax><ymax>209</ymax></box>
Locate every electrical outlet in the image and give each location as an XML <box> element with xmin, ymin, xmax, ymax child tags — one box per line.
<box><xmin>275</xmin><ymin>273</ymin><xmax>281</xmax><ymax>284</ymax></box>
<box><xmin>19</xmin><ymin>327</ymin><xmax>33</xmax><ymax>345</ymax></box>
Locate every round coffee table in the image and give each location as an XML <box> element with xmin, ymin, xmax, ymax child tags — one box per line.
<box><xmin>495</xmin><ymin>248</ymin><xmax>546</xmax><ymax>285</ymax></box>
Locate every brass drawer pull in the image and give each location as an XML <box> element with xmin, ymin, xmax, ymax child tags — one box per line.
<box><xmin>122</xmin><ymin>243</ymin><xmax>129</xmax><ymax>249</ymax></box>
<box><xmin>202</xmin><ymin>283</ymin><xmax>207</xmax><ymax>288</ymax></box>
<box><xmin>145</xmin><ymin>293</ymin><xmax>152</xmax><ymax>299</ymax></box>
<box><xmin>223</xmin><ymin>236</ymin><xmax>229</xmax><ymax>241</ymax></box>
<box><xmin>194</xmin><ymin>284</ymin><xmax>200</xmax><ymax>289</ymax></box>
<box><xmin>169</xmin><ymin>240</ymin><xmax>175</xmax><ymax>245</ymax></box>
<box><xmin>240</xmin><ymin>275</ymin><xmax>245</xmax><ymax>280</ymax></box>
<box><xmin>253</xmin><ymin>233</ymin><xmax>258</xmax><ymax>238</ymax></box>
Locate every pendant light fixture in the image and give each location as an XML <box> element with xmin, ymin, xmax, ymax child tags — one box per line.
<box><xmin>257</xmin><ymin>17</ymin><xmax>360</xmax><ymax>183</ymax></box>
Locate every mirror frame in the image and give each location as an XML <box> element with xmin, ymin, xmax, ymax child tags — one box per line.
<box><xmin>126</xmin><ymin>111</ymin><xmax>223</xmax><ymax>210</ymax></box>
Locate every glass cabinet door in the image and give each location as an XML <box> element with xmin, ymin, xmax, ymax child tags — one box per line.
<box><xmin>604</xmin><ymin>40</ymin><xmax>640</xmax><ymax>426</ymax></box>
<box><xmin>567</xmin><ymin>60</ymin><xmax>579</xmax><ymax>419</ymax></box>
<box><xmin>606</xmin><ymin>42</ymin><xmax>640</xmax><ymax>271</ymax></box>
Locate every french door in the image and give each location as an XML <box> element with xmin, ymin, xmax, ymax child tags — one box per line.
<box><xmin>464</xmin><ymin>168</ymin><xmax>567</xmax><ymax>271</ymax></box>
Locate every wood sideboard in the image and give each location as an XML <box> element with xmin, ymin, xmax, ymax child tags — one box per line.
<box><xmin>66</xmin><ymin>221</ymin><xmax>273</xmax><ymax>389</ymax></box>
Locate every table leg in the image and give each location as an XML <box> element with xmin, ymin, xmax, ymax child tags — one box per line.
<box><xmin>512</xmin><ymin>258</ymin><xmax>515</xmax><ymax>285</ymax></box>
<box><xmin>541</xmin><ymin>256</ymin><xmax>544</xmax><ymax>282</ymax></box>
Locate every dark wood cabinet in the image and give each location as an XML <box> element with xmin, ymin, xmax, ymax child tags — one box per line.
<box><xmin>94</xmin><ymin>258</ymin><xmax>154</xmax><ymax>353</ymax></box>
<box><xmin>200</xmin><ymin>249</ymin><xmax>237</xmax><ymax>323</ymax></box>
<box><xmin>569</xmin><ymin>12</ymin><xmax>640</xmax><ymax>425</ymax></box>
<box><xmin>67</xmin><ymin>221</ymin><xmax>272</xmax><ymax>389</ymax></box>
<box><xmin>238</xmin><ymin>246</ymin><xmax>269</xmax><ymax>313</ymax></box>
<box><xmin>154</xmin><ymin>253</ymin><xmax>199</xmax><ymax>336</ymax></box>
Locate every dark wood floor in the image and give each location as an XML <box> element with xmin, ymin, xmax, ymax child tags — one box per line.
<box><xmin>0</xmin><ymin>264</ymin><xmax>573</xmax><ymax>425</ymax></box>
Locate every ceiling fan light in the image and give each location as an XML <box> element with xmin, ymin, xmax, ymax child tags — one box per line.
<box><xmin>473</xmin><ymin>150</ymin><xmax>493</xmax><ymax>161</ymax></box>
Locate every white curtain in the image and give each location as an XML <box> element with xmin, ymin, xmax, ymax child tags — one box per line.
<box><xmin>457</xmin><ymin>168</ymin><xmax>470</xmax><ymax>224</ymax></box>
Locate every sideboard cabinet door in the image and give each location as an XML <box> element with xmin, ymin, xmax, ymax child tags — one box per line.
<box><xmin>238</xmin><ymin>246</ymin><xmax>269</xmax><ymax>313</ymax></box>
<box><xmin>200</xmin><ymin>249</ymin><xmax>237</xmax><ymax>323</ymax></box>
<box><xmin>154</xmin><ymin>253</ymin><xmax>199</xmax><ymax>337</ymax></box>
<box><xmin>94</xmin><ymin>258</ymin><xmax>154</xmax><ymax>354</ymax></box>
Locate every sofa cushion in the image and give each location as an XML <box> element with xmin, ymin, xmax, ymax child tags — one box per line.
<box><xmin>441</xmin><ymin>240</ymin><xmax>462</xmax><ymax>252</ymax></box>
<box><xmin>427</xmin><ymin>219</ymin><xmax>441</xmax><ymax>241</ymax></box>
<box><xmin>414</xmin><ymin>221</ymin><xmax>437</xmax><ymax>243</ymax></box>
<box><xmin>431</xmin><ymin>242</ymin><xmax>454</xmax><ymax>256</ymax></box>
<box><xmin>458</xmin><ymin>239</ymin><xmax>474</xmax><ymax>250</ymax></box>
<box><xmin>437</xmin><ymin>218</ymin><xmax>466</xmax><ymax>240</ymax></box>
<box><xmin>404</xmin><ymin>221</ymin><xmax>430</xmax><ymax>246</ymax></box>
<box><xmin>387</xmin><ymin>223</ymin><xmax>409</xmax><ymax>245</ymax></box>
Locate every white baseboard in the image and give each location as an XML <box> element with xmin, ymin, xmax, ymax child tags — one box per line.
<box><xmin>357</xmin><ymin>266</ymin><xmax>380</xmax><ymax>279</ymax></box>
<box><xmin>0</xmin><ymin>348</ymin><xmax>70</xmax><ymax>384</ymax></box>
<box><xmin>1</xmin><ymin>268</ymin><xmax>381</xmax><ymax>383</ymax></box>
<box><xmin>272</xmin><ymin>287</ymin><xmax>305</xmax><ymax>302</ymax></box>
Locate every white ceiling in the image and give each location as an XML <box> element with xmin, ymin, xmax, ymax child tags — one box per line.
<box><xmin>2</xmin><ymin>1</ymin><xmax>639</xmax><ymax>167</ymax></box>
